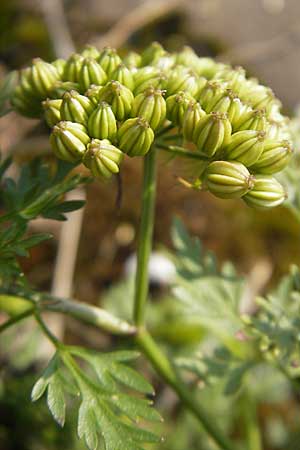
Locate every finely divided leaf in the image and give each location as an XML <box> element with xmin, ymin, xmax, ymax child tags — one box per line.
<box><xmin>31</xmin><ymin>353</ymin><xmax>66</xmax><ymax>426</ymax></box>
<box><xmin>32</xmin><ymin>348</ymin><xmax>161</xmax><ymax>450</ymax></box>
<box><xmin>171</xmin><ymin>218</ymin><xmax>244</xmax><ymax>336</ymax></box>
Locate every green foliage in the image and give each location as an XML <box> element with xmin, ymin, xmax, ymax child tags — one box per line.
<box><xmin>246</xmin><ymin>265</ymin><xmax>300</xmax><ymax>379</ymax></box>
<box><xmin>0</xmin><ymin>156</ymin><xmax>88</xmax><ymax>285</ymax></box>
<box><xmin>177</xmin><ymin>346</ymin><xmax>253</xmax><ymax>396</ymax></box>
<box><xmin>171</xmin><ymin>217</ymin><xmax>244</xmax><ymax>338</ymax></box>
<box><xmin>170</xmin><ymin>220</ymin><xmax>300</xmax><ymax>400</ymax></box>
<box><xmin>32</xmin><ymin>347</ymin><xmax>161</xmax><ymax>450</ymax></box>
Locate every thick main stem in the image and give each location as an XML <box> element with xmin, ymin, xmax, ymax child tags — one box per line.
<box><xmin>132</xmin><ymin>144</ymin><xmax>237</xmax><ymax>450</ymax></box>
<box><xmin>133</xmin><ymin>147</ymin><xmax>157</xmax><ymax>326</ymax></box>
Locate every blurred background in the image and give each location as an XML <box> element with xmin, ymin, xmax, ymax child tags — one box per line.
<box><xmin>1</xmin><ymin>1</ymin><xmax>300</xmax><ymax>449</ymax></box>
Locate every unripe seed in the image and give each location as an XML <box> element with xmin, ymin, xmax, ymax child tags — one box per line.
<box><xmin>141</xmin><ymin>42</ymin><xmax>165</xmax><ymax>66</ymax></box>
<box><xmin>194</xmin><ymin>57</ymin><xmax>222</xmax><ymax>79</ymax></box>
<box><xmin>224</xmin><ymin>130</ymin><xmax>266</xmax><ymax>167</ymax></box>
<box><xmin>243</xmin><ymin>175</ymin><xmax>286</xmax><ymax>209</ymax></box>
<box><xmin>229</xmin><ymin>99</ymin><xmax>253</xmax><ymax>132</ymax></box>
<box><xmin>50</xmin><ymin>81</ymin><xmax>80</xmax><ymax>99</ymax></box>
<box><xmin>165</xmin><ymin>66</ymin><xmax>199</xmax><ymax>97</ymax></box>
<box><xmin>152</xmin><ymin>53</ymin><xmax>175</xmax><ymax>71</ymax></box>
<box><xmin>251</xmin><ymin>139</ymin><xmax>293</xmax><ymax>174</ymax></box>
<box><xmin>235</xmin><ymin>108</ymin><xmax>267</xmax><ymax>132</ymax></box>
<box><xmin>81</xmin><ymin>45</ymin><xmax>100</xmax><ymax>59</ymax></box>
<box><xmin>83</xmin><ymin>139</ymin><xmax>123</xmax><ymax>178</ymax></box>
<box><xmin>110</xmin><ymin>64</ymin><xmax>134</xmax><ymax>90</ymax></box>
<box><xmin>85</xmin><ymin>84</ymin><xmax>103</xmax><ymax>106</ymax></box>
<box><xmin>42</xmin><ymin>98</ymin><xmax>62</xmax><ymax>127</ymax></box>
<box><xmin>175</xmin><ymin>46</ymin><xmax>201</xmax><ymax>72</ymax></box>
<box><xmin>214</xmin><ymin>66</ymin><xmax>247</xmax><ymax>97</ymax></box>
<box><xmin>19</xmin><ymin>67</ymin><xmax>38</xmax><ymax>98</ymax></box>
<box><xmin>97</xmin><ymin>47</ymin><xmax>122</xmax><ymax>77</ymax></box>
<box><xmin>205</xmin><ymin>88</ymin><xmax>236</xmax><ymax>114</ymax></box>
<box><xmin>182</xmin><ymin>101</ymin><xmax>206</xmax><ymax>142</ymax></box>
<box><xmin>117</xmin><ymin>117</ymin><xmax>154</xmax><ymax>157</ymax></box>
<box><xmin>11</xmin><ymin>84</ymin><xmax>42</xmax><ymax>118</ymax></box>
<box><xmin>166</xmin><ymin>91</ymin><xmax>194</xmax><ymax>127</ymax></box>
<box><xmin>266</xmin><ymin>118</ymin><xmax>291</xmax><ymax>141</ymax></box>
<box><xmin>60</xmin><ymin>90</ymin><xmax>94</xmax><ymax>125</ymax></box>
<box><xmin>204</xmin><ymin>160</ymin><xmax>254</xmax><ymax>199</ymax></box>
<box><xmin>29</xmin><ymin>58</ymin><xmax>60</xmax><ymax>98</ymax></box>
<box><xmin>87</xmin><ymin>102</ymin><xmax>117</xmax><ymax>140</ymax></box>
<box><xmin>78</xmin><ymin>57</ymin><xmax>107</xmax><ymax>92</ymax></box>
<box><xmin>131</xmin><ymin>87</ymin><xmax>166</xmax><ymax>130</ymax></box>
<box><xmin>197</xmin><ymin>81</ymin><xmax>224</xmax><ymax>111</ymax></box>
<box><xmin>98</xmin><ymin>81</ymin><xmax>134</xmax><ymax>121</ymax></box>
<box><xmin>195</xmin><ymin>112</ymin><xmax>232</xmax><ymax>157</ymax></box>
<box><xmin>50</xmin><ymin>121</ymin><xmax>90</xmax><ymax>162</ymax></box>
<box><xmin>52</xmin><ymin>58</ymin><xmax>66</xmax><ymax>78</ymax></box>
<box><xmin>123</xmin><ymin>51</ymin><xmax>142</xmax><ymax>69</ymax></box>
<box><xmin>63</xmin><ymin>53</ymin><xmax>84</xmax><ymax>83</ymax></box>
<box><xmin>133</xmin><ymin>67</ymin><xmax>167</xmax><ymax>95</ymax></box>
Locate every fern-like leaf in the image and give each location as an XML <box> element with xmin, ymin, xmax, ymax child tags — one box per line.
<box><xmin>32</xmin><ymin>348</ymin><xmax>161</xmax><ymax>450</ymax></box>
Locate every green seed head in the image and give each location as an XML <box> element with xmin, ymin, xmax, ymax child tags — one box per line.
<box><xmin>78</xmin><ymin>57</ymin><xmax>107</xmax><ymax>92</ymax></box>
<box><xmin>98</xmin><ymin>81</ymin><xmax>134</xmax><ymax>121</ymax></box>
<box><xmin>243</xmin><ymin>175</ymin><xmax>286</xmax><ymax>209</ymax></box>
<box><xmin>131</xmin><ymin>87</ymin><xmax>166</xmax><ymax>131</ymax></box>
<box><xmin>204</xmin><ymin>88</ymin><xmax>236</xmax><ymax>114</ymax></box>
<box><xmin>182</xmin><ymin>101</ymin><xmax>206</xmax><ymax>142</ymax></box>
<box><xmin>152</xmin><ymin>53</ymin><xmax>175</xmax><ymax>71</ymax></box>
<box><xmin>214</xmin><ymin>66</ymin><xmax>247</xmax><ymax>96</ymax></box>
<box><xmin>235</xmin><ymin>108</ymin><xmax>267</xmax><ymax>132</ymax></box>
<box><xmin>63</xmin><ymin>53</ymin><xmax>84</xmax><ymax>83</ymax></box>
<box><xmin>60</xmin><ymin>90</ymin><xmax>94</xmax><ymax>125</ymax></box>
<box><xmin>42</xmin><ymin>98</ymin><xmax>62</xmax><ymax>127</ymax></box>
<box><xmin>140</xmin><ymin>41</ymin><xmax>165</xmax><ymax>66</ymax></box>
<box><xmin>11</xmin><ymin>83</ymin><xmax>43</xmax><ymax>118</ymax></box>
<box><xmin>251</xmin><ymin>139</ymin><xmax>293</xmax><ymax>174</ymax></box>
<box><xmin>28</xmin><ymin>58</ymin><xmax>60</xmax><ymax>98</ymax></box>
<box><xmin>133</xmin><ymin>66</ymin><xmax>167</xmax><ymax>95</ymax></box>
<box><xmin>50</xmin><ymin>121</ymin><xmax>90</xmax><ymax>162</ymax></box>
<box><xmin>166</xmin><ymin>91</ymin><xmax>194</xmax><ymax>127</ymax></box>
<box><xmin>83</xmin><ymin>138</ymin><xmax>123</xmax><ymax>179</ymax></box>
<box><xmin>175</xmin><ymin>46</ymin><xmax>200</xmax><ymax>70</ymax></box>
<box><xmin>204</xmin><ymin>160</ymin><xmax>254</xmax><ymax>199</ymax></box>
<box><xmin>165</xmin><ymin>66</ymin><xmax>199</xmax><ymax>97</ymax></box>
<box><xmin>97</xmin><ymin>47</ymin><xmax>122</xmax><ymax>77</ymax></box>
<box><xmin>49</xmin><ymin>81</ymin><xmax>80</xmax><ymax>99</ymax></box>
<box><xmin>117</xmin><ymin>117</ymin><xmax>154</xmax><ymax>157</ymax></box>
<box><xmin>224</xmin><ymin>130</ymin><xmax>266</xmax><ymax>167</ymax></box>
<box><xmin>197</xmin><ymin>81</ymin><xmax>226</xmax><ymax>112</ymax></box>
<box><xmin>52</xmin><ymin>58</ymin><xmax>66</xmax><ymax>78</ymax></box>
<box><xmin>195</xmin><ymin>112</ymin><xmax>232</xmax><ymax>157</ymax></box>
<box><xmin>87</xmin><ymin>102</ymin><xmax>117</xmax><ymax>140</ymax></box>
<box><xmin>85</xmin><ymin>84</ymin><xmax>103</xmax><ymax>106</ymax></box>
<box><xmin>81</xmin><ymin>45</ymin><xmax>101</xmax><ymax>59</ymax></box>
<box><xmin>123</xmin><ymin>51</ymin><xmax>142</xmax><ymax>69</ymax></box>
<box><xmin>110</xmin><ymin>63</ymin><xmax>134</xmax><ymax>90</ymax></box>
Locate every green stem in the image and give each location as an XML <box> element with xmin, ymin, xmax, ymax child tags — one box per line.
<box><xmin>132</xmin><ymin>142</ymin><xmax>237</xmax><ymax>450</ymax></box>
<box><xmin>136</xmin><ymin>329</ymin><xmax>237</xmax><ymax>450</ymax></box>
<box><xmin>242</xmin><ymin>391</ymin><xmax>262</xmax><ymax>450</ymax></box>
<box><xmin>0</xmin><ymin>307</ymin><xmax>35</xmax><ymax>333</ymax></box>
<box><xmin>155</xmin><ymin>123</ymin><xmax>175</xmax><ymax>137</ymax></box>
<box><xmin>0</xmin><ymin>289</ymin><xmax>136</xmax><ymax>336</ymax></box>
<box><xmin>34</xmin><ymin>311</ymin><xmax>63</xmax><ymax>349</ymax></box>
<box><xmin>133</xmin><ymin>147</ymin><xmax>157</xmax><ymax>326</ymax></box>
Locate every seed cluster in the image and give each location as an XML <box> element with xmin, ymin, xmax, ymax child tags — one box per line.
<box><xmin>11</xmin><ymin>42</ymin><xmax>293</xmax><ymax>208</ymax></box>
